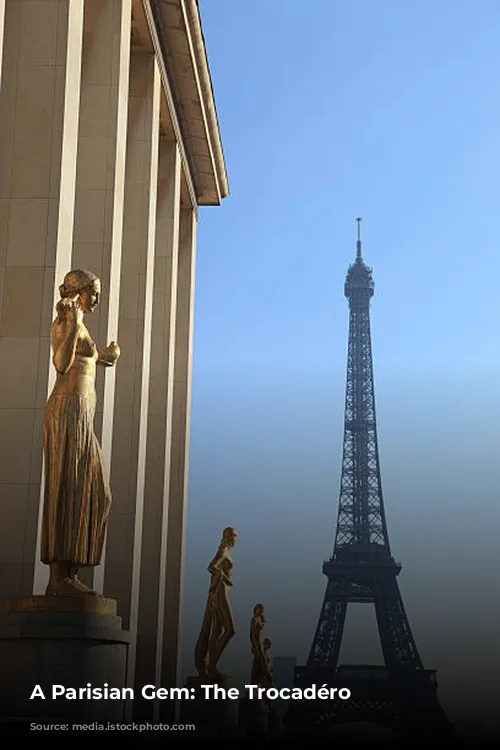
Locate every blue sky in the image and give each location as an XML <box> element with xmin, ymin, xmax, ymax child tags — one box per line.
<box><xmin>181</xmin><ymin>0</ymin><xmax>500</xmax><ymax>727</ymax></box>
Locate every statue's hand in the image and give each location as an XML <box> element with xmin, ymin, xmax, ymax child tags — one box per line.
<box><xmin>107</xmin><ymin>341</ymin><xmax>121</xmax><ymax>359</ymax></box>
<box><xmin>57</xmin><ymin>297</ymin><xmax>83</xmax><ymax>326</ymax></box>
<box><xmin>101</xmin><ymin>341</ymin><xmax>121</xmax><ymax>365</ymax></box>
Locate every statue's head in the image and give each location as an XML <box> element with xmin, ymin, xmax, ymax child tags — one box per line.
<box><xmin>59</xmin><ymin>269</ymin><xmax>101</xmax><ymax>314</ymax></box>
<box><xmin>221</xmin><ymin>527</ymin><xmax>238</xmax><ymax>548</ymax></box>
<box><xmin>263</xmin><ymin>637</ymin><xmax>271</xmax><ymax>651</ymax></box>
<box><xmin>253</xmin><ymin>602</ymin><xmax>266</xmax><ymax>623</ymax></box>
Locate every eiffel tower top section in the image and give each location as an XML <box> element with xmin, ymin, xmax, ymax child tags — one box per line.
<box><xmin>333</xmin><ymin>218</ymin><xmax>391</xmax><ymax>563</ymax></box>
<box><xmin>344</xmin><ymin>218</ymin><xmax>375</xmax><ymax>301</ymax></box>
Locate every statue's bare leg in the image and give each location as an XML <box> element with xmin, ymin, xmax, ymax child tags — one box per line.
<box><xmin>194</xmin><ymin>605</ymin><xmax>213</xmax><ymax>677</ymax></box>
<box><xmin>47</xmin><ymin>561</ymin><xmax>69</xmax><ymax>589</ymax></box>
<box><xmin>250</xmin><ymin>656</ymin><xmax>261</xmax><ymax>685</ymax></box>
<box><xmin>208</xmin><ymin>613</ymin><xmax>222</xmax><ymax>665</ymax></box>
<box><xmin>207</xmin><ymin>595</ymin><xmax>235</xmax><ymax>678</ymax></box>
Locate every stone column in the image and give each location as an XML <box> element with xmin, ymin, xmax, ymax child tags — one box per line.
<box><xmin>133</xmin><ymin>140</ymin><xmax>181</xmax><ymax>720</ymax></box>
<box><xmin>0</xmin><ymin>0</ymin><xmax>5</xmax><ymax>88</ymax></box>
<box><xmin>0</xmin><ymin>0</ymin><xmax>84</xmax><ymax>608</ymax></box>
<box><xmin>160</xmin><ymin>206</ymin><xmax>197</xmax><ymax>722</ymax></box>
<box><xmin>103</xmin><ymin>51</ymin><xmax>161</xmax><ymax>638</ymax></box>
<box><xmin>30</xmin><ymin>0</ymin><xmax>132</xmax><ymax>595</ymax></box>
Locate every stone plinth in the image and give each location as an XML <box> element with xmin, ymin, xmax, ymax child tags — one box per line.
<box><xmin>180</xmin><ymin>676</ymin><xmax>241</xmax><ymax>736</ymax></box>
<box><xmin>239</xmin><ymin>695</ymin><xmax>269</xmax><ymax>739</ymax></box>
<box><xmin>8</xmin><ymin>595</ymin><xmax>117</xmax><ymax>616</ymax></box>
<box><xmin>239</xmin><ymin>694</ymin><xmax>282</xmax><ymax>740</ymax></box>
<box><xmin>0</xmin><ymin>597</ymin><xmax>131</xmax><ymax>722</ymax></box>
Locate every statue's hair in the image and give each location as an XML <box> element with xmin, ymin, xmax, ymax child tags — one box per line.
<box><xmin>253</xmin><ymin>603</ymin><xmax>264</xmax><ymax>614</ymax></box>
<box><xmin>218</xmin><ymin>526</ymin><xmax>237</xmax><ymax>551</ymax></box>
<box><xmin>59</xmin><ymin>269</ymin><xmax>99</xmax><ymax>298</ymax></box>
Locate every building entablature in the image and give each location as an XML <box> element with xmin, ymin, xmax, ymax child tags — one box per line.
<box><xmin>132</xmin><ymin>0</ymin><xmax>228</xmax><ymax>207</ymax></box>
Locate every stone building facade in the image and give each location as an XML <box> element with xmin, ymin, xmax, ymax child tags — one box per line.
<box><xmin>0</xmin><ymin>0</ymin><xmax>227</xmax><ymax>719</ymax></box>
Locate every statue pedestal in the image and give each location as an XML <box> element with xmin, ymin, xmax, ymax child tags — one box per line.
<box><xmin>239</xmin><ymin>694</ymin><xmax>282</xmax><ymax>740</ymax></box>
<box><xmin>0</xmin><ymin>596</ymin><xmax>131</xmax><ymax>723</ymax></box>
<box><xmin>239</xmin><ymin>695</ymin><xmax>269</xmax><ymax>739</ymax></box>
<box><xmin>180</xmin><ymin>676</ymin><xmax>242</xmax><ymax>738</ymax></box>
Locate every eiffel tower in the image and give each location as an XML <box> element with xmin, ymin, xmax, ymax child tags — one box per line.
<box><xmin>284</xmin><ymin>220</ymin><xmax>452</xmax><ymax>739</ymax></box>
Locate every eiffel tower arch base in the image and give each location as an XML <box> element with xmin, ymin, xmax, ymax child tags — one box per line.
<box><xmin>283</xmin><ymin>665</ymin><xmax>453</xmax><ymax>742</ymax></box>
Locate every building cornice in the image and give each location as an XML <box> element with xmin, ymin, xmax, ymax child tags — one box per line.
<box><xmin>146</xmin><ymin>0</ymin><xmax>229</xmax><ymax>206</ymax></box>
<box><xmin>181</xmin><ymin>0</ymin><xmax>229</xmax><ymax>201</ymax></box>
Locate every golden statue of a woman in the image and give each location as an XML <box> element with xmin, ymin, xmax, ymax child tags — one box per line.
<box><xmin>194</xmin><ymin>527</ymin><xmax>238</xmax><ymax>678</ymax></box>
<box><xmin>41</xmin><ymin>269</ymin><xmax>120</xmax><ymax>596</ymax></box>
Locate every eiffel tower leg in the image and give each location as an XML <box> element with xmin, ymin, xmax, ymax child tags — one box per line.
<box><xmin>374</xmin><ymin>579</ymin><xmax>422</xmax><ymax>669</ymax></box>
<box><xmin>307</xmin><ymin>583</ymin><xmax>347</xmax><ymax>667</ymax></box>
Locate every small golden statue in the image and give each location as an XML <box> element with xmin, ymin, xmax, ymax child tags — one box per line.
<box><xmin>250</xmin><ymin>603</ymin><xmax>274</xmax><ymax>688</ymax></box>
<box><xmin>194</xmin><ymin>527</ymin><xmax>238</xmax><ymax>679</ymax></box>
<box><xmin>41</xmin><ymin>269</ymin><xmax>120</xmax><ymax>596</ymax></box>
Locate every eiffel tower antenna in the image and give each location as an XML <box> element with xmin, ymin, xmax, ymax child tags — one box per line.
<box><xmin>356</xmin><ymin>217</ymin><xmax>362</xmax><ymax>259</ymax></box>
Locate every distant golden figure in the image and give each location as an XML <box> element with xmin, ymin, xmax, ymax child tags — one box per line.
<box><xmin>250</xmin><ymin>603</ymin><xmax>274</xmax><ymax>688</ymax></box>
<box><xmin>194</xmin><ymin>527</ymin><xmax>238</xmax><ymax>678</ymax></box>
<box><xmin>41</xmin><ymin>269</ymin><xmax>120</xmax><ymax>596</ymax></box>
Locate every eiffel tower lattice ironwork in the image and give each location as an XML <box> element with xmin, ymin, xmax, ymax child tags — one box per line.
<box><xmin>284</xmin><ymin>220</ymin><xmax>452</xmax><ymax>739</ymax></box>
